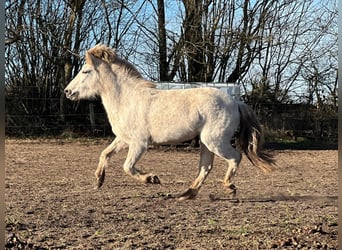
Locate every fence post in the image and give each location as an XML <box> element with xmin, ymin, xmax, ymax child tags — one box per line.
<box><xmin>89</xmin><ymin>102</ymin><xmax>95</xmax><ymax>130</ymax></box>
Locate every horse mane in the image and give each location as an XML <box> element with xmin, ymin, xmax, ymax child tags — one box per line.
<box><xmin>86</xmin><ymin>44</ymin><xmax>150</xmax><ymax>83</ymax></box>
<box><xmin>139</xmin><ymin>80</ymin><xmax>156</xmax><ymax>89</ymax></box>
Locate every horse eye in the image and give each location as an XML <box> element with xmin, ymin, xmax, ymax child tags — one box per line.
<box><xmin>82</xmin><ymin>70</ymin><xmax>90</xmax><ymax>74</ymax></box>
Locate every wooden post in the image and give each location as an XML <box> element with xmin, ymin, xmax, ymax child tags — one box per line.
<box><xmin>89</xmin><ymin>102</ymin><xmax>95</xmax><ymax>130</ymax></box>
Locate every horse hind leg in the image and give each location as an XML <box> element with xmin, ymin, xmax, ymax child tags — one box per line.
<box><xmin>202</xmin><ymin>136</ymin><xmax>242</xmax><ymax>197</ymax></box>
<box><xmin>178</xmin><ymin>142</ymin><xmax>214</xmax><ymax>200</ymax></box>
<box><xmin>222</xmin><ymin>151</ymin><xmax>241</xmax><ymax>197</ymax></box>
<box><xmin>217</xmin><ymin>146</ymin><xmax>242</xmax><ymax>197</ymax></box>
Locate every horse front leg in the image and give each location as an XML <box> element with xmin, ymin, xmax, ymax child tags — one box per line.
<box><xmin>178</xmin><ymin>142</ymin><xmax>214</xmax><ymax>200</ymax></box>
<box><xmin>95</xmin><ymin>137</ymin><xmax>127</xmax><ymax>189</ymax></box>
<box><xmin>123</xmin><ymin>143</ymin><xmax>160</xmax><ymax>184</ymax></box>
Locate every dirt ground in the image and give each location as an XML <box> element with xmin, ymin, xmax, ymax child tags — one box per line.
<box><xmin>5</xmin><ymin>139</ymin><xmax>338</xmax><ymax>249</ymax></box>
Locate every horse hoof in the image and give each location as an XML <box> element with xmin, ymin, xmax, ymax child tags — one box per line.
<box><xmin>178</xmin><ymin>188</ymin><xmax>198</xmax><ymax>201</ymax></box>
<box><xmin>94</xmin><ymin>172</ymin><xmax>105</xmax><ymax>189</ymax></box>
<box><xmin>146</xmin><ymin>175</ymin><xmax>161</xmax><ymax>184</ymax></box>
<box><xmin>228</xmin><ymin>183</ymin><xmax>237</xmax><ymax>191</ymax></box>
<box><xmin>94</xmin><ymin>179</ymin><xmax>103</xmax><ymax>189</ymax></box>
<box><xmin>226</xmin><ymin>184</ymin><xmax>237</xmax><ymax>198</ymax></box>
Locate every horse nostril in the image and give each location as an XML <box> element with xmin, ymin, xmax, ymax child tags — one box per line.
<box><xmin>64</xmin><ymin>88</ymin><xmax>78</xmax><ymax>100</ymax></box>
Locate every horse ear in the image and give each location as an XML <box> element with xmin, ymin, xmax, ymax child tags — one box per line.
<box><xmin>85</xmin><ymin>52</ymin><xmax>94</xmax><ymax>65</ymax></box>
<box><xmin>86</xmin><ymin>44</ymin><xmax>117</xmax><ymax>64</ymax></box>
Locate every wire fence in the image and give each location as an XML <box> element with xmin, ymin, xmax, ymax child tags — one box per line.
<box><xmin>5</xmin><ymin>82</ymin><xmax>338</xmax><ymax>143</ymax></box>
<box><xmin>6</xmin><ymin>101</ymin><xmax>338</xmax><ymax>143</ymax></box>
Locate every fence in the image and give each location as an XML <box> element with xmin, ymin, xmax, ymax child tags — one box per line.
<box><xmin>259</xmin><ymin>103</ymin><xmax>338</xmax><ymax>143</ymax></box>
<box><xmin>5</xmin><ymin>82</ymin><xmax>337</xmax><ymax>142</ymax></box>
<box><xmin>155</xmin><ymin>82</ymin><xmax>240</xmax><ymax>100</ymax></box>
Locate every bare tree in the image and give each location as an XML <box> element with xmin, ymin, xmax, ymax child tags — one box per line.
<box><xmin>5</xmin><ymin>0</ymin><xmax>87</xmax><ymax>133</ymax></box>
<box><xmin>5</xmin><ymin>0</ymin><xmax>337</xmax><ymax>137</ymax></box>
<box><xmin>242</xmin><ymin>0</ymin><xmax>337</xmax><ymax>109</ymax></box>
<box><xmin>157</xmin><ymin>0</ymin><xmax>169</xmax><ymax>81</ymax></box>
<box><xmin>5</xmin><ymin>0</ymin><xmax>154</xmax><ymax>135</ymax></box>
<box><xmin>145</xmin><ymin>0</ymin><xmax>280</xmax><ymax>83</ymax></box>
<box><xmin>242</xmin><ymin>0</ymin><xmax>313</xmax><ymax>111</ymax></box>
<box><xmin>300</xmin><ymin>1</ymin><xmax>338</xmax><ymax>108</ymax></box>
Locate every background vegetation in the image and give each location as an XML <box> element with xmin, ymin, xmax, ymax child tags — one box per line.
<box><xmin>5</xmin><ymin>0</ymin><xmax>337</xmax><ymax>145</ymax></box>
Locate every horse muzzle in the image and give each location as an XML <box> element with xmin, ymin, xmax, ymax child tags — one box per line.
<box><xmin>64</xmin><ymin>88</ymin><xmax>79</xmax><ymax>101</ymax></box>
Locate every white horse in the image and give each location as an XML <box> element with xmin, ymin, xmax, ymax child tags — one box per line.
<box><xmin>64</xmin><ymin>44</ymin><xmax>275</xmax><ymax>200</ymax></box>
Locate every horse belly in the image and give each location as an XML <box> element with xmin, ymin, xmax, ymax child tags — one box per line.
<box><xmin>149</xmin><ymin>111</ymin><xmax>202</xmax><ymax>145</ymax></box>
<box><xmin>150</xmin><ymin>127</ymin><xmax>199</xmax><ymax>145</ymax></box>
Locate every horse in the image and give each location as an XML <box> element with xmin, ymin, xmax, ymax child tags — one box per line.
<box><xmin>64</xmin><ymin>44</ymin><xmax>275</xmax><ymax>200</ymax></box>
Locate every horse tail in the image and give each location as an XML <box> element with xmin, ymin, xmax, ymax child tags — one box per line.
<box><xmin>236</xmin><ymin>102</ymin><xmax>275</xmax><ymax>173</ymax></box>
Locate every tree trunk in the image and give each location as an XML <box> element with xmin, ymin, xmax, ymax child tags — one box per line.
<box><xmin>182</xmin><ymin>0</ymin><xmax>205</xmax><ymax>82</ymax></box>
<box><xmin>60</xmin><ymin>0</ymin><xmax>85</xmax><ymax>122</ymax></box>
<box><xmin>157</xmin><ymin>0</ymin><xmax>169</xmax><ymax>81</ymax></box>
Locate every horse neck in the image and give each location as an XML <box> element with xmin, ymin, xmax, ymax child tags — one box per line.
<box><xmin>99</xmin><ymin>70</ymin><xmax>136</xmax><ymax>122</ymax></box>
<box><xmin>99</xmin><ymin>72</ymin><xmax>122</xmax><ymax>119</ymax></box>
